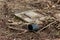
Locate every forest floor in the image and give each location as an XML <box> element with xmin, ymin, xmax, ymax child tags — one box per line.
<box><xmin>0</xmin><ymin>0</ymin><xmax>60</xmax><ymax>40</ymax></box>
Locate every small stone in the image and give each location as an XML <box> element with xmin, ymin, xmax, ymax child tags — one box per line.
<box><xmin>52</xmin><ymin>5</ymin><xmax>56</xmax><ymax>8</ymax></box>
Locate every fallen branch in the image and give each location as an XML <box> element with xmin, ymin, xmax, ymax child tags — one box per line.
<box><xmin>39</xmin><ymin>21</ymin><xmax>57</xmax><ymax>32</ymax></box>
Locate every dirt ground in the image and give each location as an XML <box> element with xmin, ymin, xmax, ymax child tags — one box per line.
<box><xmin>0</xmin><ymin>0</ymin><xmax>60</xmax><ymax>40</ymax></box>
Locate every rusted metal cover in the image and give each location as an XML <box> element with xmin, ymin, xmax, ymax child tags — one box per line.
<box><xmin>15</xmin><ymin>10</ymin><xmax>43</xmax><ymax>23</ymax></box>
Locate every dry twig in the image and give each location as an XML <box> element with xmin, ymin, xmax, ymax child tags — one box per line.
<box><xmin>56</xmin><ymin>23</ymin><xmax>60</xmax><ymax>30</ymax></box>
<box><xmin>38</xmin><ymin>21</ymin><xmax>57</xmax><ymax>32</ymax></box>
